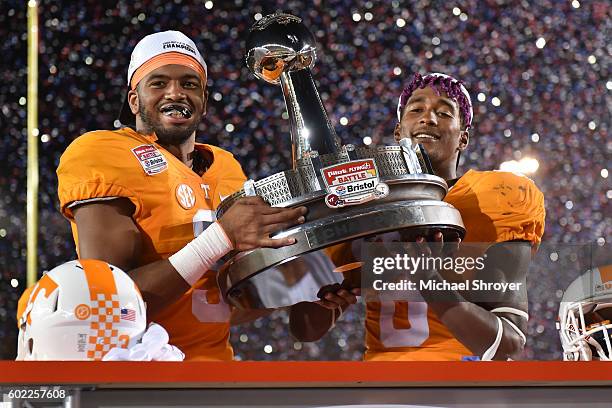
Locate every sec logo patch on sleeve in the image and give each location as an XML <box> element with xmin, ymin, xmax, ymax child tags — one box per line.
<box><xmin>131</xmin><ymin>144</ymin><xmax>168</xmax><ymax>175</ymax></box>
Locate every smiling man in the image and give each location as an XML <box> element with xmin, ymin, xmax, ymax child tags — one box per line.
<box><xmin>365</xmin><ymin>72</ymin><xmax>547</xmax><ymax>360</ymax></box>
<box><xmin>51</xmin><ymin>31</ymin><xmax>306</xmax><ymax>360</ymax></box>
<box><xmin>394</xmin><ymin>73</ymin><xmax>470</xmax><ymax>180</ymax></box>
<box><xmin>295</xmin><ymin>73</ymin><xmax>546</xmax><ymax>361</ymax></box>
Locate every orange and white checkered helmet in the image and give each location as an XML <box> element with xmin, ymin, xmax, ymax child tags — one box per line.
<box><xmin>17</xmin><ymin>259</ymin><xmax>146</xmax><ymax>360</ymax></box>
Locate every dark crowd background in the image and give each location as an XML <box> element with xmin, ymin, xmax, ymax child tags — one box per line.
<box><xmin>0</xmin><ymin>0</ymin><xmax>609</xmax><ymax>360</ymax></box>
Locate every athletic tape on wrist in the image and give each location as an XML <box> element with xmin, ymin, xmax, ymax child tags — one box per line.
<box><xmin>169</xmin><ymin>222</ymin><xmax>233</xmax><ymax>286</ymax></box>
<box><xmin>481</xmin><ymin>315</ymin><xmax>503</xmax><ymax>361</ymax></box>
<box><xmin>491</xmin><ymin>307</ymin><xmax>528</xmax><ymax>346</ymax></box>
<box><xmin>490</xmin><ymin>307</ymin><xmax>529</xmax><ymax>320</ymax></box>
<box><xmin>500</xmin><ymin>316</ymin><xmax>527</xmax><ymax>346</ymax></box>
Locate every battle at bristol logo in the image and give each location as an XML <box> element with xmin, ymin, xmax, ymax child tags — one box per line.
<box><xmin>321</xmin><ymin>158</ymin><xmax>389</xmax><ymax>208</ymax></box>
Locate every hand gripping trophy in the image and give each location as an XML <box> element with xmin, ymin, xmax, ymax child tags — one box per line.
<box><xmin>217</xmin><ymin>13</ymin><xmax>465</xmax><ymax>309</ymax></box>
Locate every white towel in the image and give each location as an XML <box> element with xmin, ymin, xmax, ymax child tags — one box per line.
<box><xmin>103</xmin><ymin>323</ymin><xmax>185</xmax><ymax>361</ymax></box>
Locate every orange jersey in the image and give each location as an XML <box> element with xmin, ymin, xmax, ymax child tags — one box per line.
<box><xmin>329</xmin><ymin>170</ymin><xmax>546</xmax><ymax>361</ymax></box>
<box><xmin>53</xmin><ymin>127</ymin><xmax>246</xmax><ymax>360</ymax></box>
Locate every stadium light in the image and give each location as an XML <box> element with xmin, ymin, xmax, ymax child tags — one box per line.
<box><xmin>499</xmin><ymin>157</ymin><xmax>540</xmax><ymax>174</ymax></box>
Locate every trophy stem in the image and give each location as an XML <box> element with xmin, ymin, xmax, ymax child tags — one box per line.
<box><xmin>280</xmin><ymin>69</ymin><xmax>341</xmax><ymax>167</ymax></box>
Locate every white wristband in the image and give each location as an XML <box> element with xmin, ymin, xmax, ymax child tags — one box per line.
<box><xmin>169</xmin><ymin>221</ymin><xmax>233</xmax><ymax>286</ymax></box>
<box><xmin>481</xmin><ymin>316</ymin><xmax>504</xmax><ymax>361</ymax></box>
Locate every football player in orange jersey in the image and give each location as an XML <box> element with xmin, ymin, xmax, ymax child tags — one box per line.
<box><xmin>18</xmin><ymin>31</ymin><xmax>306</xmax><ymax>361</ymax></box>
<box><xmin>292</xmin><ymin>72</ymin><xmax>545</xmax><ymax>361</ymax></box>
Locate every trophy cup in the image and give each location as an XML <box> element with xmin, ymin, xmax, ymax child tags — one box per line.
<box><xmin>217</xmin><ymin>13</ymin><xmax>465</xmax><ymax>309</ymax></box>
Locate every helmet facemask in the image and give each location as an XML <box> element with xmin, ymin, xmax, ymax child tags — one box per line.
<box><xmin>559</xmin><ymin>300</ymin><xmax>612</xmax><ymax>361</ymax></box>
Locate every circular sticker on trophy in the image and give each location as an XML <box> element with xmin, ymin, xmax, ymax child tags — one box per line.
<box><xmin>375</xmin><ymin>182</ymin><xmax>390</xmax><ymax>197</ymax></box>
<box><xmin>326</xmin><ymin>194</ymin><xmax>344</xmax><ymax>208</ymax></box>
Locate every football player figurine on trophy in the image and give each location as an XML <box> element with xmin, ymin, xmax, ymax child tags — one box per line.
<box><xmin>217</xmin><ymin>13</ymin><xmax>465</xmax><ymax>309</ymax></box>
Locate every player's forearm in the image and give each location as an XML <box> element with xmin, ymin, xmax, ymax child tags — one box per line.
<box><xmin>128</xmin><ymin>260</ymin><xmax>191</xmax><ymax>315</ymax></box>
<box><xmin>418</xmin><ymin>241</ymin><xmax>530</xmax><ymax>359</ymax></box>
<box><xmin>80</xmin><ymin>235</ymin><xmax>191</xmax><ymax>315</ymax></box>
<box><xmin>427</xmin><ymin>300</ymin><xmax>524</xmax><ymax>360</ymax></box>
<box><xmin>74</xmin><ymin>201</ymin><xmax>233</xmax><ymax>314</ymax></box>
<box><xmin>133</xmin><ymin>222</ymin><xmax>233</xmax><ymax>315</ymax></box>
<box><xmin>419</xmin><ymin>271</ymin><xmax>525</xmax><ymax>360</ymax></box>
<box><xmin>416</xmin><ymin>276</ymin><xmax>497</xmax><ymax>356</ymax></box>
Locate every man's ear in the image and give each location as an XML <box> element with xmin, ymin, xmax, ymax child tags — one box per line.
<box><xmin>128</xmin><ymin>89</ymin><xmax>139</xmax><ymax>115</ymax></box>
<box><xmin>458</xmin><ymin>129</ymin><xmax>469</xmax><ymax>152</ymax></box>
<box><xmin>393</xmin><ymin>123</ymin><xmax>401</xmax><ymax>143</ymax></box>
<box><xmin>202</xmin><ymin>88</ymin><xmax>209</xmax><ymax>116</ymax></box>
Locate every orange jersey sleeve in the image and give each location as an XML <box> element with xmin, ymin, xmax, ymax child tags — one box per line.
<box><xmin>56</xmin><ymin>128</ymin><xmax>246</xmax><ymax>360</ymax></box>
<box><xmin>58</xmin><ymin>129</ymin><xmax>150</xmax><ymax>221</ymax></box>
<box><xmin>365</xmin><ymin>170</ymin><xmax>546</xmax><ymax>361</ymax></box>
<box><xmin>445</xmin><ymin>169</ymin><xmax>546</xmax><ymax>245</ymax></box>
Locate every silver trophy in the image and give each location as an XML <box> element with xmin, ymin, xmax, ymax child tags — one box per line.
<box><xmin>217</xmin><ymin>13</ymin><xmax>465</xmax><ymax>309</ymax></box>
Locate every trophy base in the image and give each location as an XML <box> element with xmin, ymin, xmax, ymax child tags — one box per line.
<box><xmin>219</xmin><ymin>199</ymin><xmax>465</xmax><ymax>310</ymax></box>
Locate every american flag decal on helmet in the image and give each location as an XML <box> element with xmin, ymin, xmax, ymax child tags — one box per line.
<box><xmin>121</xmin><ymin>308</ymin><xmax>136</xmax><ymax>322</ymax></box>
